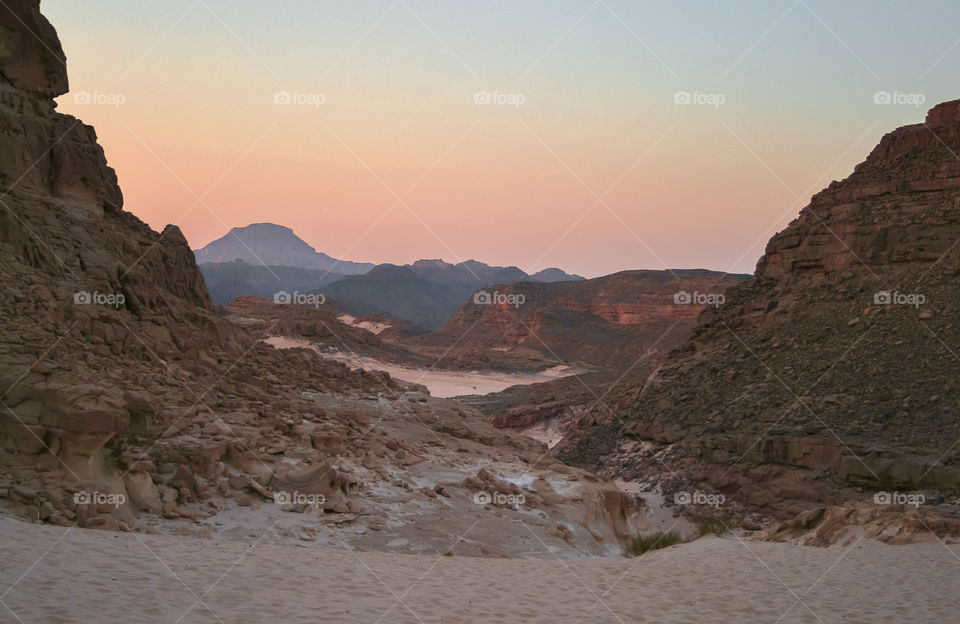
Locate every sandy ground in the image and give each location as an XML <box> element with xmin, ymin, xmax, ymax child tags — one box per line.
<box><xmin>264</xmin><ymin>336</ymin><xmax>587</xmax><ymax>398</ymax></box>
<box><xmin>337</xmin><ymin>314</ymin><xmax>392</xmax><ymax>335</ymax></box>
<box><xmin>1</xmin><ymin>518</ymin><xmax>957</xmax><ymax>623</ymax></box>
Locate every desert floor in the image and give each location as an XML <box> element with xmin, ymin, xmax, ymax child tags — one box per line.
<box><xmin>0</xmin><ymin>517</ymin><xmax>956</xmax><ymax>623</ymax></box>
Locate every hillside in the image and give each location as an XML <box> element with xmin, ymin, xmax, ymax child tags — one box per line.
<box><xmin>420</xmin><ymin>269</ymin><xmax>750</xmax><ymax>369</ymax></box>
<box><xmin>323</xmin><ymin>259</ymin><xmax>586</xmax><ymax>330</ymax></box>
<box><xmin>557</xmin><ymin>100</ymin><xmax>960</xmax><ymax>527</ymax></box>
<box><xmin>198</xmin><ymin>259</ymin><xmax>346</xmax><ymax>305</ymax></box>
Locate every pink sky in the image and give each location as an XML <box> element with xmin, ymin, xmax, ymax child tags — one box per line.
<box><xmin>44</xmin><ymin>0</ymin><xmax>955</xmax><ymax>277</ymax></box>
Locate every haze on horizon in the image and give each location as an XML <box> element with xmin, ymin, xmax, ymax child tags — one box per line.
<box><xmin>44</xmin><ymin>0</ymin><xmax>960</xmax><ymax>278</ymax></box>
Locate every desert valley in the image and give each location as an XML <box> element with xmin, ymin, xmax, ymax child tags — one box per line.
<box><xmin>2</xmin><ymin>1</ymin><xmax>960</xmax><ymax>622</ymax></box>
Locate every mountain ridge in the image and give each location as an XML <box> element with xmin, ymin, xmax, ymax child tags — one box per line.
<box><xmin>418</xmin><ymin>268</ymin><xmax>751</xmax><ymax>369</ymax></box>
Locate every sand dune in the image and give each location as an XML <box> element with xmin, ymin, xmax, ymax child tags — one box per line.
<box><xmin>1</xmin><ymin>517</ymin><xmax>956</xmax><ymax>623</ymax></box>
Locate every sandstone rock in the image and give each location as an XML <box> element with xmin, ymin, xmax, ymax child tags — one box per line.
<box><xmin>11</xmin><ymin>485</ymin><xmax>36</xmax><ymax>502</ymax></box>
<box><xmin>123</xmin><ymin>471</ymin><xmax>162</xmax><ymax>515</ymax></box>
<box><xmin>927</xmin><ymin>100</ymin><xmax>960</xmax><ymax>124</ymax></box>
<box><xmin>0</xmin><ymin>0</ymin><xmax>67</xmax><ymax>97</ymax></box>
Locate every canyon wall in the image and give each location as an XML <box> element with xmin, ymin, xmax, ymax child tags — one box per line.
<box><xmin>424</xmin><ymin>269</ymin><xmax>749</xmax><ymax>369</ymax></box>
<box><xmin>559</xmin><ymin>100</ymin><xmax>960</xmax><ymax>519</ymax></box>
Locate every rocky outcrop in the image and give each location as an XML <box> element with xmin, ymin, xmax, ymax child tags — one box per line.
<box><xmin>765</xmin><ymin>502</ymin><xmax>960</xmax><ymax>546</ymax></box>
<box><xmin>559</xmin><ymin>99</ymin><xmax>960</xmax><ymax>529</ymax></box>
<box><xmin>225</xmin><ymin>295</ymin><xmax>424</xmax><ymax>366</ymax></box>
<box><xmin>421</xmin><ymin>269</ymin><xmax>749</xmax><ymax>369</ymax></box>
<box><xmin>757</xmin><ymin>104</ymin><xmax>960</xmax><ymax>280</ymax></box>
<box><xmin>0</xmin><ymin>2</ymin><xmax>121</xmax><ymax>218</ymax></box>
<box><xmin>0</xmin><ymin>0</ymin><xmax>67</xmax><ymax>98</ymax></box>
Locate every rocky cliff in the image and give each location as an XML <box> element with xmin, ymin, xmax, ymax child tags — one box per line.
<box><xmin>0</xmin><ymin>0</ymin><xmax>392</xmax><ymax>529</ymax></box>
<box><xmin>559</xmin><ymin>100</ymin><xmax>960</xmax><ymax>530</ymax></box>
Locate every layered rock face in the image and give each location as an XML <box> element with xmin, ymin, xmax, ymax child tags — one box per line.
<box><xmin>421</xmin><ymin>269</ymin><xmax>749</xmax><ymax>369</ymax></box>
<box><xmin>0</xmin><ymin>1</ymin><xmax>121</xmax><ymax>217</ymax></box>
<box><xmin>758</xmin><ymin>101</ymin><xmax>960</xmax><ymax>280</ymax></box>
<box><xmin>0</xmin><ymin>0</ymin><xmax>66</xmax><ymax>98</ymax></box>
<box><xmin>559</xmin><ymin>101</ymin><xmax>960</xmax><ymax>523</ymax></box>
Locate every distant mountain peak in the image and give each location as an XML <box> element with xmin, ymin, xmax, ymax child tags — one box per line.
<box><xmin>228</xmin><ymin>222</ymin><xmax>298</xmax><ymax>238</ymax></box>
<box><xmin>530</xmin><ymin>267</ymin><xmax>586</xmax><ymax>282</ymax></box>
<box><xmin>411</xmin><ymin>258</ymin><xmax>456</xmax><ymax>269</ymax></box>
<box><xmin>238</xmin><ymin>222</ymin><xmax>293</xmax><ymax>231</ymax></box>
<box><xmin>194</xmin><ymin>222</ymin><xmax>373</xmax><ymax>275</ymax></box>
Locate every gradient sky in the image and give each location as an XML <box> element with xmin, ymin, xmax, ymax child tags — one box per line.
<box><xmin>44</xmin><ymin>0</ymin><xmax>960</xmax><ymax>278</ymax></box>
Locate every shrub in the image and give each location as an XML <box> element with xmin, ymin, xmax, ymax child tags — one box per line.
<box><xmin>625</xmin><ymin>531</ymin><xmax>684</xmax><ymax>557</ymax></box>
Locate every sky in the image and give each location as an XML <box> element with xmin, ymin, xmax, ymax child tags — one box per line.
<box><xmin>44</xmin><ymin>0</ymin><xmax>960</xmax><ymax>278</ymax></box>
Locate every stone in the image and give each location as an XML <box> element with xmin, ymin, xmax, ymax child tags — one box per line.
<box><xmin>927</xmin><ymin>100</ymin><xmax>960</xmax><ymax>124</ymax></box>
<box><xmin>0</xmin><ymin>0</ymin><xmax>67</xmax><ymax>97</ymax></box>
<box><xmin>123</xmin><ymin>471</ymin><xmax>162</xmax><ymax>515</ymax></box>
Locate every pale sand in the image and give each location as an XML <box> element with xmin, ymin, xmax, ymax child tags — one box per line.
<box><xmin>1</xmin><ymin>518</ymin><xmax>956</xmax><ymax>623</ymax></box>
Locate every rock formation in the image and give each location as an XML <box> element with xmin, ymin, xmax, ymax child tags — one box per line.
<box><xmin>421</xmin><ymin>269</ymin><xmax>749</xmax><ymax>370</ymax></box>
<box><xmin>225</xmin><ymin>295</ymin><xmax>425</xmax><ymax>366</ymax></box>
<box><xmin>558</xmin><ymin>100</ymin><xmax>960</xmax><ymax>533</ymax></box>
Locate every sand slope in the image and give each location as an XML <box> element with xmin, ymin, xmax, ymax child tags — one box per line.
<box><xmin>0</xmin><ymin>518</ymin><xmax>956</xmax><ymax>623</ymax></box>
